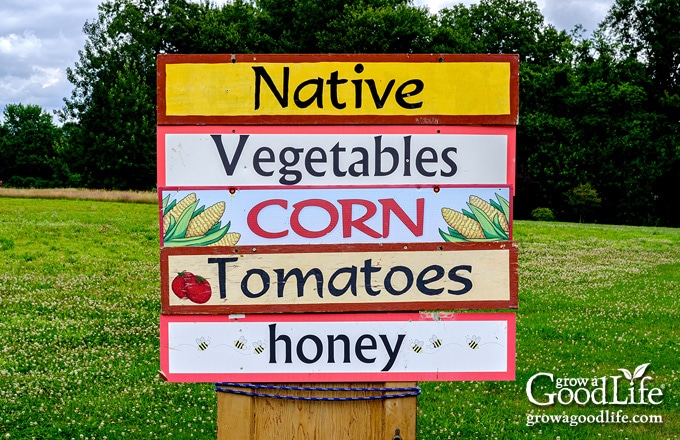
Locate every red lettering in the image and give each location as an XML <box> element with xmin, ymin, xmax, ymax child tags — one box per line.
<box><xmin>338</xmin><ymin>199</ymin><xmax>381</xmax><ymax>238</ymax></box>
<box><xmin>247</xmin><ymin>199</ymin><xmax>288</xmax><ymax>238</ymax></box>
<box><xmin>247</xmin><ymin>197</ymin><xmax>424</xmax><ymax>240</ymax></box>
<box><xmin>290</xmin><ymin>199</ymin><xmax>338</xmax><ymax>238</ymax></box>
<box><xmin>379</xmin><ymin>198</ymin><xmax>424</xmax><ymax>237</ymax></box>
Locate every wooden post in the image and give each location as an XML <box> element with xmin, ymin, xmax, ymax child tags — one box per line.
<box><xmin>216</xmin><ymin>382</ymin><xmax>417</xmax><ymax>440</ymax></box>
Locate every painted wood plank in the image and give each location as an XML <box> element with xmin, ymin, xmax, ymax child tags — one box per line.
<box><xmin>157</xmin><ymin>126</ymin><xmax>516</xmax><ymax>188</ymax></box>
<box><xmin>157</xmin><ymin>54</ymin><xmax>519</xmax><ymax>125</ymax></box>
<box><xmin>160</xmin><ymin>312</ymin><xmax>515</xmax><ymax>382</ymax></box>
<box><xmin>161</xmin><ymin>242</ymin><xmax>518</xmax><ymax>313</ymax></box>
<box><xmin>158</xmin><ymin>186</ymin><xmax>512</xmax><ymax>247</ymax></box>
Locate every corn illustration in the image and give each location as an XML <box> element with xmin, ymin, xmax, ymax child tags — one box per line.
<box><xmin>210</xmin><ymin>232</ymin><xmax>241</xmax><ymax>246</ymax></box>
<box><xmin>185</xmin><ymin>202</ymin><xmax>226</xmax><ymax>238</ymax></box>
<box><xmin>162</xmin><ymin>192</ymin><xmax>197</xmax><ymax>235</ymax></box>
<box><xmin>165</xmin><ymin>193</ymin><xmax>196</xmax><ymax>222</ymax></box>
<box><xmin>442</xmin><ymin>208</ymin><xmax>485</xmax><ymax>239</ymax></box>
<box><xmin>469</xmin><ymin>195</ymin><xmax>509</xmax><ymax>233</ymax></box>
<box><xmin>439</xmin><ymin>193</ymin><xmax>510</xmax><ymax>242</ymax></box>
<box><xmin>162</xmin><ymin>193</ymin><xmax>240</xmax><ymax>247</ymax></box>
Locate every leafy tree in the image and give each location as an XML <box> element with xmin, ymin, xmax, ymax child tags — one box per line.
<box><xmin>0</xmin><ymin>104</ymin><xmax>65</xmax><ymax>188</ymax></box>
<box><xmin>316</xmin><ymin>2</ymin><xmax>432</xmax><ymax>53</ymax></box>
<box><xmin>602</xmin><ymin>0</ymin><xmax>680</xmax><ymax>225</ymax></box>
<box><xmin>565</xmin><ymin>182</ymin><xmax>601</xmax><ymax>223</ymax></box>
<box><xmin>62</xmin><ymin>0</ymin><xmax>165</xmax><ymax>190</ymax></box>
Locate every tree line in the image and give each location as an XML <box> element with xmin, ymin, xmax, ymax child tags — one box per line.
<box><xmin>0</xmin><ymin>0</ymin><xmax>678</xmax><ymax>226</ymax></box>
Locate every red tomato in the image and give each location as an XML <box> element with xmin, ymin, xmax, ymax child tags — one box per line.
<box><xmin>171</xmin><ymin>271</ymin><xmax>195</xmax><ymax>299</ymax></box>
<box><xmin>184</xmin><ymin>276</ymin><xmax>212</xmax><ymax>304</ymax></box>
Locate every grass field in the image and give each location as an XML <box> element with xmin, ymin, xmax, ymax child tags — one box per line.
<box><xmin>0</xmin><ymin>195</ymin><xmax>678</xmax><ymax>439</ymax></box>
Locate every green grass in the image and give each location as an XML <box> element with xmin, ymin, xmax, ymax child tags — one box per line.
<box><xmin>0</xmin><ymin>198</ymin><xmax>678</xmax><ymax>439</ymax></box>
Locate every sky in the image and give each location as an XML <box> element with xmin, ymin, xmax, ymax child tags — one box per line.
<box><xmin>0</xmin><ymin>0</ymin><xmax>614</xmax><ymax>122</ymax></box>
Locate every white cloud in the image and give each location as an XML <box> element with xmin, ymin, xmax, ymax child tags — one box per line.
<box><xmin>0</xmin><ymin>32</ymin><xmax>42</xmax><ymax>57</ymax></box>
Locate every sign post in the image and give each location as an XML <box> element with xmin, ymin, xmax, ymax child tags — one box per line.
<box><xmin>157</xmin><ymin>53</ymin><xmax>519</xmax><ymax>439</ymax></box>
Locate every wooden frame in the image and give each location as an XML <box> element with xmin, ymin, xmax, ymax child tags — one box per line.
<box><xmin>157</xmin><ymin>53</ymin><xmax>519</xmax><ymax>126</ymax></box>
<box><xmin>161</xmin><ymin>241</ymin><xmax>519</xmax><ymax>314</ymax></box>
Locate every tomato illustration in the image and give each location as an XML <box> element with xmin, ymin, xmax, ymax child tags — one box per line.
<box><xmin>184</xmin><ymin>276</ymin><xmax>212</xmax><ymax>304</ymax></box>
<box><xmin>171</xmin><ymin>271</ymin><xmax>195</xmax><ymax>299</ymax></box>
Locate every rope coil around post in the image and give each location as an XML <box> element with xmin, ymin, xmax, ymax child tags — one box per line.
<box><xmin>214</xmin><ymin>383</ymin><xmax>421</xmax><ymax>401</ymax></box>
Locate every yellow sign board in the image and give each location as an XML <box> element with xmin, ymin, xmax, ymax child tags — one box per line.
<box><xmin>158</xmin><ymin>54</ymin><xmax>519</xmax><ymax>125</ymax></box>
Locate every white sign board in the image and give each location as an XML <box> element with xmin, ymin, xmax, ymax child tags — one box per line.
<box><xmin>158</xmin><ymin>126</ymin><xmax>515</xmax><ymax>188</ymax></box>
<box><xmin>160</xmin><ymin>312</ymin><xmax>515</xmax><ymax>382</ymax></box>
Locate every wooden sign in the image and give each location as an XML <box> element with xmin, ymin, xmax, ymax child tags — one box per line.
<box><xmin>157</xmin><ymin>54</ymin><xmax>519</xmax><ymax>125</ymax></box>
<box><xmin>159</xmin><ymin>185</ymin><xmax>512</xmax><ymax>247</ymax></box>
<box><xmin>161</xmin><ymin>242</ymin><xmax>518</xmax><ymax>313</ymax></box>
<box><xmin>157</xmin><ymin>126</ymin><xmax>516</xmax><ymax>188</ymax></box>
<box><xmin>160</xmin><ymin>312</ymin><xmax>516</xmax><ymax>382</ymax></box>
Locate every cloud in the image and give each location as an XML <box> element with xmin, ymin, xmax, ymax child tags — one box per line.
<box><xmin>0</xmin><ymin>32</ymin><xmax>43</xmax><ymax>57</ymax></box>
<box><xmin>541</xmin><ymin>0</ymin><xmax>612</xmax><ymax>34</ymax></box>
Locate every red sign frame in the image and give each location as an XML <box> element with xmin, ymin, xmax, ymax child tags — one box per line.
<box><xmin>157</xmin><ymin>53</ymin><xmax>519</xmax><ymax>126</ymax></box>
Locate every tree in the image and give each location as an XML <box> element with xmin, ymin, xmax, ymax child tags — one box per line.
<box><xmin>602</xmin><ymin>0</ymin><xmax>680</xmax><ymax>225</ymax></box>
<box><xmin>566</xmin><ymin>182</ymin><xmax>601</xmax><ymax>223</ymax></box>
<box><xmin>0</xmin><ymin>104</ymin><xmax>65</xmax><ymax>188</ymax></box>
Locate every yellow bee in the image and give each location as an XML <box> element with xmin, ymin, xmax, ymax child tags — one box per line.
<box><xmin>466</xmin><ymin>335</ymin><xmax>480</xmax><ymax>350</ymax></box>
<box><xmin>234</xmin><ymin>336</ymin><xmax>247</xmax><ymax>350</ymax></box>
<box><xmin>411</xmin><ymin>339</ymin><xmax>423</xmax><ymax>353</ymax></box>
<box><xmin>429</xmin><ymin>335</ymin><xmax>443</xmax><ymax>349</ymax></box>
<box><xmin>196</xmin><ymin>337</ymin><xmax>210</xmax><ymax>351</ymax></box>
<box><xmin>253</xmin><ymin>340</ymin><xmax>266</xmax><ymax>355</ymax></box>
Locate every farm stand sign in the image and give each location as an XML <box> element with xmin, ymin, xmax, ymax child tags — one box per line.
<box><xmin>157</xmin><ymin>126</ymin><xmax>515</xmax><ymax>188</ymax></box>
<box><xmin>161</xmin><ymin>242</ymin><xmax>518</xmax><ymax>314</ymax></box>
<box><xmin>159</xmin><ymin>186</ymin><xmax>512</xmax><ymax>247</ymax></box>
<box><xmin>157</xmin><ymin>54</ymin><xmax>519</xmax><ymax>125</ymax></box>
<box><xmin>159</xmin><ymin>312</ymin><xmax>515</xmax><ymax>382</ymax></box>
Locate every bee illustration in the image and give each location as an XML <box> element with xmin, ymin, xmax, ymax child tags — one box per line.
<box><xmin>466</xmin><ymin>335</ymin><xmax>480</xmax><ymax>350</ymax></box>
<box><xmin>234</xmin><ymin>336</ymin><xmax>247</xmax><ymax>350</ymax></box>
<box><xmin>410</xmin><ymin>339</ymin><xmax>423</xmax><ymax>353</ymax></box>
<box><xmin>429</xmin><ymin>334</ymin><xmax>443</xmax><ymax>349</ymax></box>
<box><xmin>253</xmin><ymin>340</ymin><xmax>266</xmax><ymax>355</ymax></box>
<box><xmin>196</xmin><ymin>337</ymin><xmax>210</xmax><ymax>351</ymax></box>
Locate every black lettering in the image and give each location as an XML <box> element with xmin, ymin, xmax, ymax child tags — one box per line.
<box><xmin>326</xmin><ymin>71</ymin><xmax>348</xmax><ymax>109</ymax></box>
<box><xmin>268</xmin><ymin>323</ymin><xmax>292</xmax><ymax>364</ymax></box>
<box><xmin>355</xmin><ymin>334</ymin><xmax>377</xmax><ymax>364</ymax></box>
<box><xmin>294</xmin><ymin>78</ymin><xmax>324</xmax><ymax>108</ymax></box>
<box><xmin>253</xmin><ymin>66</ymin><xmax>288</xmax><ymax>109</ymax></box>
<box><xmin>297</xmin><ymin>335</ymin><xmax>323</xmax><ymax>363</ymax></box>
<box><xmin>374</xmin><ymin>136</ymin><xmax>398</xmax><ymax>176</ymax></box>
<box><xmin>328</xmin><ymin>266</ymin><xmax>357</xmax><ymax>297</ymax></box>
<box><xmin>403</xmin><ymin>136</ymin><xmax>412</xmax><ymax>176</ymax></box>
<box><xmin>327</xmin><ymin>334</ymin><xmax>351</xmax><ymax>363</ymax></box>
<box><xmin>365</xmin><ymin>79</ymin><xmax>395</xmax><ymax>109</ymax></box>
<box><xmin>380</xmin><ymin>334</ymin><xmax>405</xmax><ymax>371</ymax></box>
<box><xmin>441</xmin><ymin>147</ymin><xmax>458</xmax><ymax>177</ymax></box>
<box><xmin>274</xmin><ymin>268</ymin><xmax>324</xmax><ymax>298</ymax></box>
<box><xmin>360</xmin><ymin>259</ymin><xmax>382</xmax><ymax>296</ymax></box>
<box><xmin>210</xmin><ymin>134</ymin><xmax>249</xmax><ymax>176</ymax></box>
<box><xmin>416</xmin><ymin>147</ymin><xmax>438</xmax><ymax>177</ymax></box>
<box><xmin>448</xmin><ymin>265</ymin><xmax>473</xmax><ymax>295</ymax></box>
<box><xmin>348</xmin><ymin>147</ymin><xmax>369</xmax><ymax>177</ymax></box>
<box><xmin>395</xmin><ymin>79</ymin><xmax>424</xmax><ymax>109</ymax></box>
<box><xmin>279</xmin><ymin>146</ymin><xmax>303</xmax><ymax>185</ymax></box>
<box><xmin>416</xmin><ymin>265</ymin><xmax>445</xmax><ymax>295</ymax></box>
<box><xmin>330</xmin><ymin>142</ymin><xmax>347</xmax><ymax>177</ymax></box>
<box><xmin>305</xmin><ymin>147</ymin><xmax>327</xmax><ymax>177</ymax></box>
<box><xmin>241</xmin><ymin>269</ymin><xmax>270</xmax><ymax>298</ymax></box>
<box><xmin>351</xmin><ymin>79</ymin><xmax>363</xmax><ymax>108</ymax></box>
<box><xmin>207</xmin><ymin>257</ymin><xmax>238</xmax><ymax>299</ymax></box>
<box><xmin>253</xmin><ymin>147</ymin><xmax>275</xmax><ymax>176</ymax></box>
<box><xmin>384</xmin><ymin>266</ymin><xmax>414</xmax><ymax>295</ymax></box>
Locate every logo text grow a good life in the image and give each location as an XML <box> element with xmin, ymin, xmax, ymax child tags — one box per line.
<box><xmin>526</xmin><ymin>363</ymin><xmax>663</xmax><ymax>406</ymax></box>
